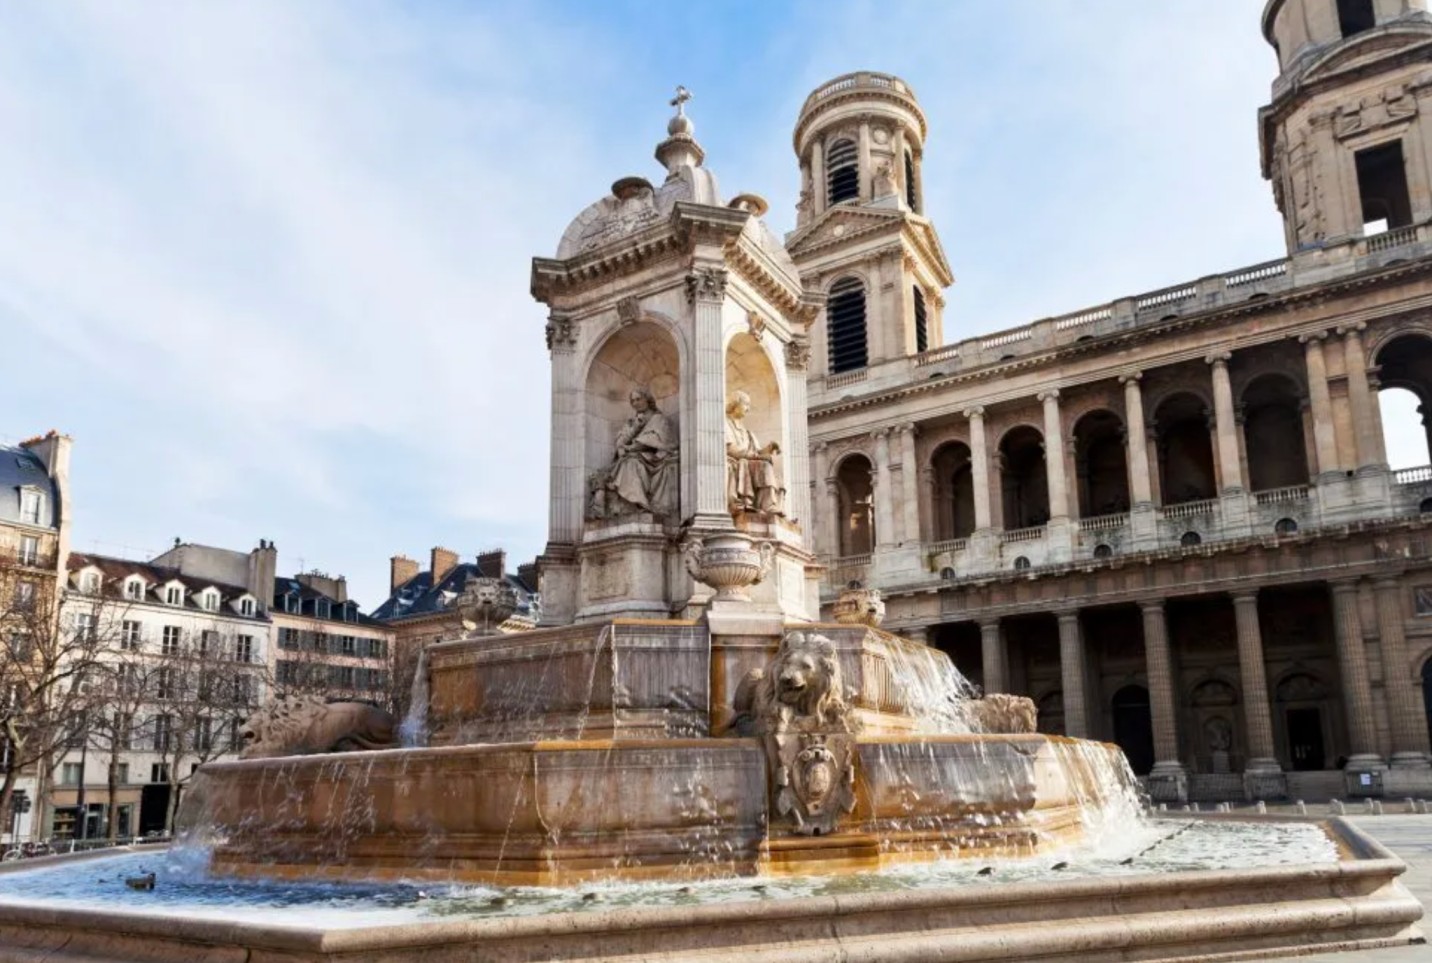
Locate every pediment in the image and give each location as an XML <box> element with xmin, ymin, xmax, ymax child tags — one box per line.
<box><xmin>1300</xmin><ymin>25</ymin><xmax>1432</xmax><ymax>86</ymax></box>
<box><xmin>786</xmin><ymin>206</ymin><xmax>906</xmax><ymax>258</ymax></box>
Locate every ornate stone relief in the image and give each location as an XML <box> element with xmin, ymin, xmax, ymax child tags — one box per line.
<box><xmin>617</xmin><ymin>296</ymin><xmax>643</xmax><ymax>326</ymax></box>
<box><xmin>1333</xmin><ymin>83</ymin><xmax>1419</xmax><ymax>141</ymax></box>
<box><xmin>784</xmin><ymin>337</ymin><xmax>812</xmax><ymax>371</ymax></box>
<box><xmin>683</xmin><ymin>531</ymin><xmax>774</xmax><ymax>601</ymax></box>
<box><xmin>545</xmin><ymin>315</ymin><xmax>577</xmax><ymax>351</ymax></box>
<box><xmin>587</xmin><ymin>386</ymin><xmax>679</xmax><ymax>521</ymax></box>
<box><xmin>685</xmin><ymin>267</ymin><xmax>728</xmax><ymax>303</ymax></box>
<box><xmin>727</xmin><ymin>632</ymin><xmax>859</xmax><ymax>836</ymax></box>
<box><xmin>239</xmin><ymin>696</ymin><xmax>399</xmax><ymax>758</ymax></box>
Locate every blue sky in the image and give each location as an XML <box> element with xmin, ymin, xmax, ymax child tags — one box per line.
<box><xmin>0</xmin><ymin>2</ymin><xmax>1410</xmax><ymax>607</ymax></box>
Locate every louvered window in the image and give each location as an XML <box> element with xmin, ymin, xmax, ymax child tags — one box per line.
<box><xmin>827</xmin><ymin>277</ymin><xmax>868</xmax><ymax>374</ymax></box>
<box><xmin>913</xmin><ymin>286</ymin><xmax>928</xmax><ymax>353</ymax></box>
<box><xmin>826</xmin><ymin>139</ymin><xmax>858</xmax><ymax>205</ymax></box>
<box><xmin>904</xmin><ymin>150</ymin><xmax>918</xmax><ymax>211</ymax></box>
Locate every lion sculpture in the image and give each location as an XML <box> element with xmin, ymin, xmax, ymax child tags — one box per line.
<box><xmin>727</xmin><ymin>631</ymin><xmax>857</xmax><ymax>737</ymax></box>
<box><xmin>239</xmin><ymin>695</ymin><xmax>400</xmax><ymax>759</ymax></box>
<box><xmin>965</xmin><ymin>693</ymin><xmax>1038</xmax><ymax>734</ymax></box>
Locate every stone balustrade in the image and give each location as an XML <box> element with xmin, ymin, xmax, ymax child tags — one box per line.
<box><xmin>1161</xmin><ymin>499</ymin><xmax>1219</xmax><ymax>521</ymax></box>
<box><xmin>1000</xmin><ymin>525</ymin><xmax>1046</xmax><ymax>544</ymax></box>
<box><xmin>1253</xmin><ymin>484</ymin><xmax>1310</xmax><ymax>506</ymax></box>
<box><xmin>1078</xmin><ymin>512</ymin><xmax>1129</xmax><ymax>532</ymax></box>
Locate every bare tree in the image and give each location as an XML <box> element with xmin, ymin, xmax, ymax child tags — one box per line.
<box><xmin>83</xmin><ymin>640</ymin><xmax>155</xmax><ymax>840</ymax></box>
<box><xmin>0</xmin><ymin>560</ymin><xmax>110</xmax><ymax>839</ymax></box>
<box><xmin>148</xmin><ymin>627</ymin><xmax>268</xmax><ymax>832</ymax></box>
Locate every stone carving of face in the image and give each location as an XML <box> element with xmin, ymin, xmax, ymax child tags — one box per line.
<box><xmin>727</xmin><ymin>391</ymin><xmax>751</xmax><ymax>420</ymax></box>
<box><xmin>629</xmin><ymin>389</ymin><xmax>652</xmax><ymax>413</ymax></box>
<box><xmin>777</xmin><ymin>651</ymin><xmax>819</xmax><ymax>706</ymax></box>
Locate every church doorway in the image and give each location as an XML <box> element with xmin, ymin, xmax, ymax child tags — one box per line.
<box><xmin>1286</xmin><ymin>707</ymin><xmax>1326</xmax><ymax>771</ymax></box>
<box><xmin>1111</xmin><ymin>685</ymin><xmax>1155</xmax><ymax>775</ymax></box>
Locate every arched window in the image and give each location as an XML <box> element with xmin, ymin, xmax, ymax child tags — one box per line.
<box><xmin>836</xmin><ymin>455</ymin><xmax>875</xmax><ymax>556</ymax></box>
<box><xmin>904</xmin><ymin>149</ymin><xmax>918</xmax><ymax>211</ymax></box>
<box><xmin>999</xmin><ymin>426</ymin><xmax>1049</xmax><ymax>529</ymax></box>
<box><xmin>913</xmin><ymin>286</ymin><xmax>928</xmax><ymax>354</ymax></box>
<box><xmin>1155</xmin><ymin>393</ymin><xmax>1217</xmax><ymax>505</ymax></box>
<box><xmin>1242</xmin><ymin>375</ymin><xmax>1310</xmax><ymax>491</ymax></box>
<box><xmin>1073</xmin><ymin>410</ymin><xmax>1130</xmax><ymax>517</ymax></box>
<box><xmin>826</xmin><ymin>138</ymin><xmax>858</xmax><ymax>205</ymax></box>
<box><xmin>931</xmin><ymin>442</ymin><xmax>975</xmax><ymax>541</ymax></box>
<box><xmin>827</xmin><ymin>277</ymin><xmax>868</xmax><ymax>374</ymax></box>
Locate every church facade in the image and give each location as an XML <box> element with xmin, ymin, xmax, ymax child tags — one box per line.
<box><xmin>796</xmin><ymin>0</ymin><xmax>1432</xmax><ymax>801</ymax></box>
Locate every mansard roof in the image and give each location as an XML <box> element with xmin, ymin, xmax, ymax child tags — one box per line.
<box><xmin>66</xmin><ymin>552</ymin><xmax>267</xmax><ymax>620</ymax></box>
<box><xmin>0</xmin><ymin>446</ymin><xmax>59</xmax><ymax>530</ymax></box>
<box><xmin>370</xmin><ymin>562</ymin><xmax>539</xmax><ymax>624</ymax></box>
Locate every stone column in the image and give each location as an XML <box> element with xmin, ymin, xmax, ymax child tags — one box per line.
<box><xmin>872</xmin><ymin>428</ymin><xmax>895</xmax><ymax>549</ymax></box>
<box><xmin>1373</xmin><ymin>577</ymin><xmax>1432</xmax><ymax>767</ymax></box>
<box><xmin>1040</xmin><ymin>390</ymin><xmax>1070</xmax><ymax>520</ymax></box>
<box><xmin>1329</xmin><ymin>580</ymin><xmax>1385</xmax><ymax>772</ymax></box>
<box><xmin>1121</xmin><ymin>373</ymin><xmax>1154</xmax><ymax>508</ymax></box>
<box><xmin>1206</xmin><ymin>352</ymin><xmax>1244</xmax><ymax>493</ymax></box>
<box><xmin>898</xmin><ymin>423</ymin><xmax>921</xmax><ymax>545</ymax></box>
<box><xmin>1339</xmin><ymin>323</ymin><xmax>1383</xmax><ymax>472</ymax></box>
<box><xmin>1057</xmin><ymin>610</ymin><xmax>1088</xmax><ymax>738</ymax></box>
<box><xmin>965</xmin><ymin>407</ymin><xmax>993</xmax><ymax>531</ymax></box>
<box><xmin>823</xmin><ymin>478</ymin><xmax>841</xmax><ymax>558</ymax></box>
<box><xmin>812</xmin><ymin>442</ymin><xmax>832</xmax><ymax>557</ymax></box>
<box><xmin>687</xmin><ymin>268</ymin><xmax>731</xmax><ymax>527</ymax></box>
<box><xmin>857</xmin><ymin>120</ymin><xmax>873</xmax><ymax>203</ymax></box>
<box><xmin>1300</xmin><ymin>332</ymin><xmax>1342</xmax><ymax>478</ymax></box>
<box><xmin>980</xmin><ymin>618</ymin><xmax>1005</xmax><ymax>694</ymax></box>
<box><xmin>1140</xmin><ymin>600</ymin><xmax>1186</xmax><ymax>784</ymax></box>
<box><xmin>784</xmin><ymin>339</ymin><xmax>813</xmax><ymax>536</ymax></box>
<box><xmin>919</xmin><ymin>466</ymin><xmax>936</xmax><ymax>544</ymax></box>
<box><xmin>1231</xmin><ymin>592</ymin><xmax>1280</xmax><ymax>772</ymax></box>
<box><xmin>810</xmin><ymin>138</ymin><xmax>825</xmax><ymax>217</ymax></box>
<box><xmin>545</xmin><ymin>313</ymin><xmax>582</xmax><ymax>546</ymax></box>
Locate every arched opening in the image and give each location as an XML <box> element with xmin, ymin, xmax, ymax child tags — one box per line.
<box><xmin>1242</xmin><ymin>374</ymin><xmax>1310</xmax><ymax>490</ymax></box>
<box><xmin>999</xmin><ymin>426</ymin><xmax>1049</xmax><ymax>529</ymax></box>
<box><xmin>1276</xmin><ymin>672</ymin><xmax>1331</xmax><ymax>771</ymax></box>
<box><xmin>1376</xmin><ymin>335</ymin><xmax>1432</xmax><ymax>468</ymax></box>
<box><xmin>930</xmin><ymin>441</ymin><xmax>975</xmax><ymax>541</ymax></box>
<box><xmin>826</xmin><ymin>138</ymin><xmax>858</xmax><ymax>205</ymax></box>
<box><xmin>912</xmin><ymin>286</ymin><xmax>928</xmax><ymax>354</ymax></box>
<box><xmin>827</xmin><ymin>277</ymin><xmax>868</xmax><ymax>374</ymax></box>
<box><xmin>1155</xmin><ymin>392</ymin><xmax>1217</xmax><ymax>505</ymax></box>
<box><xmin>725</xmin><ymin>334</ymin><xmax>784</xmax><ymax>516</ymax></box>
<box><xmin>836</xmin><ymin>454</ymin><xmax>875</xmax><ymax>556</ymax></box>
<box><xmin>583</xmin><ymin>322</ymin><xmax>681</xmax><ymax>521</ymax></box>
<box><xmin>1073</xmin><ymin>409</ymin><xmax>1130</xmax><ymax>517</ymax></box>
<box><xmin>1112</xmin><ymin>684</ymin><xmax>1155</xmax><ymax>776</ymax></box>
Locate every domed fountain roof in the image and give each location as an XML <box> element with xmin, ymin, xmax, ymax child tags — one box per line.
<box><xmin>556</xmin><ymin>86</ymin><xmax>723</xmax><ymax>260</ymax></box>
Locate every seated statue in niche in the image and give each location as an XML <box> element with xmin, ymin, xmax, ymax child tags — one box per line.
<box><xmin>588</xmin><ymin>387</ymin><xmax>679</xmax><ymax>520</ymax></box>
<box><xmin>726</xmin><ymin>390</ymin><xmax>785</xmax><ymax>516</ymax></box>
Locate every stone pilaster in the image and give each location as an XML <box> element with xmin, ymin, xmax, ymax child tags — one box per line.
<box><xmin>980</xmin><ymin>618</ymin><xmax>1004</xmax><ymax>694</ymax></box>
<box><xmin>545</xmin><ymin>312</ymin><xmax>582</xmax><ymax>545</ymax></box>
<box><xmin>872</xmin><ymin>428</ymin><xmax>894</xmax><ymax>550</ymax></box>
<box><xmin>1300</xmin><ymin>332</ymin><xmax>1342</xmax><ymax>479</ymax></box>
<box><xmin>965</xmin><ymin>407</ymin><xmax>992</xmax><ymax>531</ymax></box>
<box><xmin>812</xmin><ymin>442</ymin><xmax>832</xmax><ymax>558</ymax></box>
<box><xmin>1339</xmin><ymin>322</ymin><xmax>1384</xmax><ymax>473</ymax></box>
<box><xmin>1329</xmin><ymin>579</ymin><xmax>1386</xmax><ymax>775</ymax></box>
<box><xmin>1231</xmin><ymin>592</ymin><xmax>1280</xmax><ymax>774</ymax></box>
<box><xmin>897</xmin><ymin>423</ymin><xmax>921</xmax><ymax>545</ymax></box>
<box><xmin>1140</xmin><ymin>599</ymin><xmax>1187</xmax><ymax>799</ymax></box>
<box><xmin>810</xmin><ymin>137</ymin><xmax>825</xmax><ymax>217</ymax></box>
<box><xmin>1121</xmin><ymin>373</ymin><xmax>1154</xmax><ymax>508</ymax></box>
<box><xmin>1373</xmin><ymin>578</ymin><xmax>1432</xmax><ymax>768</ymax></box>
<box><xmin>687</xmin><ymin>267</ymin><xmax>732</xmax><ymax>527</ymax></box>
<box><xmin>1056</xmin><ymin>610</ymin><xmax>1088</xmax><ymax>738</ymax></box>
<box><xmin>857</xmin><ymin>119</ymin><xmax>873</xmax><ymax>203</ymax></box>
<box><xmin>1206</xmin><ymin>352</ymin><xmax>1244</xmax><ymax>493</ymax></box>
<box><xmin>1039</xmin><ymin>390</ymin><xmax>1070</xmax><ymax>521</ymax></box>
<box><xmin>784</xmin><ymin>339</ymin><xmax>813</xmax><ymax>537</ymax></box>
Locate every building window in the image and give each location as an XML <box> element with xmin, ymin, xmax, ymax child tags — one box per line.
<box><xmin>79</xmin><ymin>571</ymin><xmax>100</xmax><ymax>594</ymax></box>
<box><xmin>165</xmin><ymin>585</ymin><xmax>183</xmax><ymax>606</ymax></box>
<box><xmin>199</xmin><ymin>629</ymin><xmax>219</xmax><ymax>657</ymax></box>
<box><xmin>161</xmin><ymin>625</ymin><xmax>181</xmax><ymax>656</ymax></box>
<box><xmin>73</xmin><ymin>611</ymin><xmax>96</xmax><ymax>641</ymax></box>
<box><xmin>278</xmin><ymin>627</ymin><xmax>299</xmax><ymax>650</ymax></box>
<box><xmin>14</xmin><ymin>581</ymin><xmax>36</xmax><ymax>611</ymax></box>
<box><xmin>125</xmin><ymin>578</ymin><xmax>144</xmax><ymax>600</ymax></box>
<box><xmin>340</xmin><ymin>635</ymin><xmax>357</xmax><ymax>657</ymax></box>
<box><xmin>825</xmin><ymin>137</ymin><xmax>859</xmax><ymax>205</ymax></box>
<box><xmin>152</xmin><ymin>715</ymin><xmax>173</xmax><ymax>752</ymax></box>
<box><xmin>228</xmin><ymin>719</ymin><xmax>242</xmax><ymax>751</ymax></box>
<box><xmin>235</xmin><ymin>634</ymin><xmax>254</xmax><ymax>663</ymax></box>
<box><xmin>116</xmin><ymin>711</ymin><xmax>134</xmax><ymax>750</ymax></box>
<box><xmin>150</xmin><ymin>762</ymin><xmax>169</xmax><ymax>783</ymax></box>
<box><xmin>114</xmin><ymin>762</ymin><xmax>129</xmax><ymax>785</ymax></box>
<box><xmin>60</xmin><ymin>762</ymin><xmax>83</xmax><ymax>786</ymax></box>
<box><xmin>1356</xmin><ymin>141</ymin><xmax>1413</xmax><ymax>233</ymax></box>
<box><xmin>904</xmin><ymin>149</ymin><xmax>917</xmax><ymax>211</ymax></box>
<box><xmin>1338</xmin><ymin>0</ymin><xmax>1376</xmax><ymax>38</ymax></box>
<box><xmin>827</xmin><ymin>276</ymin><xmax>868</xmax><ymax>374</ymax></box>
<box><xmin>154</xmin><ymin>667</ymin><xmax>175</xmax><ymax>700</ymax></box>
<box><xmin>120</xmin><ymin>620</ymin><xmax>141</xmax><ymax>650</ymax></box>
<box><xmin>1180</xmin><ymin>531</ymin><xmax>1203</xmax><ymax>547</ymax></box>
<box><xmin>18</xmin><ymin>489</ymin><xmax>41</xmax><ymax>525</ymax></box>
<box><xmin>239</xmin><ymin>597</ymin><xmax>255</xmax><ymax>617</ymax></box>
<box><xmin>913</xmin><ymin>286</ymin><xmax>928</xmax><ymax>354</ymax></box>
<box><xmin>195</xmin><ymin>717</ymin><xmax>213</xmax><ymax>752</ymax></box>
<box><xmin>17</xmin><ymin>536</ymin><xmax>38</xmax><ymax>566</ymax></box>
<box><xmin>367</xmin><ymin>638</ymin><xmax>386</xmax><ymax>660</ymax></box>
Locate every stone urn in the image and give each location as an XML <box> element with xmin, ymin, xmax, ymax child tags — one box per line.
<box><xmin>832</xmin><ymin>587</ymin><xmax>885</xmax><ymax>627</ymax></box>
<box><xmin>685</xmin><ymin>532</ymin><xmax>775</xmax><ymax>602</ymax></box>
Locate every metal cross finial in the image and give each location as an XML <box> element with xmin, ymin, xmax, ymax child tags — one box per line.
<box><xmin>670</xmin><ymin>85</ymin><xmax>692</xmax><ymax>115</ymax></box>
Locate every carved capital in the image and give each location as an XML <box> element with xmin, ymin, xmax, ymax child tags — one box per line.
<box><xmin>812</xmin><ymin>440</ymin><xmax>829</xmax><ymax>454</ymax></box>
<box><xmin>784</xmin><ymin>336</ymin><xmax>812</xmax><ymax>371</ymax></box>
<box><xmin>685</xmin><ymin>266</ymin><xmax>728</xmax><ymax>304</ymax></box>
<box><xmin>871</xmin><ymin>427</ymin><xmax>892</xmax><ymax>441</ymax></box>
<box><xmin>616</xmin><ymin>296</ymin><xmax>642</xmax><ymax>326</ymax></box>
<box><xmin>1038</xmin><ymin>389</ymin><xmax>1061</xmax><ymax>404</ymax></box>
<box><xmin>1297</xmin><ymin>330</ymin><xmax>1328</xmax><ymax>346</ymax></box>
<box><xmin>545</xmin><ymin>314</ymin><xmax>577</xmax><ymax>351</ymax></box>
<box><xmin>1119</xmin><ymin>371</ymin><xmax>1143</xmax><ymax>387</ymax></box>
<box><xmin>1205</xmin><ymin>351</ymin><xmax>1232</xmax><ymax>367</ymax></box>
<box><xmin>963</xmin><ymin>405</ymin><xmax>986</xmax><ymax>421</ymax></box>
<box><xmin>896</xmin><ymin>422</ymin><xmax>917</xmax><ymax>437</ymax></box>
<box><xmin>1336</xmin><ymin>321</ymin><xmax>1368</xmax><ymax>338</ymax></box>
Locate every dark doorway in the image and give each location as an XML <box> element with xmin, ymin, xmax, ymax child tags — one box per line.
<box><xmin>139</xmin><ymin>784</ymin><xmax>170</xmax><ymax>836</ymax></box>
<box><xmin>1422</xmin><ymin>659</ymin><xmax>1432</xmax><ymax>750</ymax></box>
<box><xmin>1112</xmin><ymin>685</ymin><xmax>1155</xmax><ymax>775</ymax></box>
<box><xmin>1356</xmin><ymin>141</ymin><xmax>1413</xmax><ymax>232</ymax></box>
<box><xmin>931</xmin><ymin>622</ymin><xmax>983</xmax><ymax>692</ymax></box>
<box><xmin>1287</xmin><ymin>707</ymin><xmax>1326</xmax><ymax>771</ymax></box>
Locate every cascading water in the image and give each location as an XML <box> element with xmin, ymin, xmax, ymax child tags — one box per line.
<box><xmin>398</xmin><ymin>645</ymin><xmax>430</xmax><ymax>748</ymax></box>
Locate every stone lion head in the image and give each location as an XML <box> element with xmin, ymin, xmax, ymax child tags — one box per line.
<box><xmin>771</xmin><ymin>632</ymin><xmax>846</xmax><ymax>726</ymax></box>
<box><xmin>238</xmin><ymin>695</ymin><xmax>324</xmax><ymax>759</ymax></box>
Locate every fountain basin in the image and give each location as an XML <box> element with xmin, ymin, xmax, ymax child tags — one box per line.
<box><xmin>186</xmin><ymin>734</ymin><xmax>1131</xmax><ymax>886</ymax></box>
<box><xmin>0</xmin><ymin>817</ymin><xmax>1420</xmax><ymax>963</ymax></box>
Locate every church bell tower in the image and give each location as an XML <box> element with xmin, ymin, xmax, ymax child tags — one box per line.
<box><xmin>786</xmin><ymin>72</ymin><xmax>954</xmax><ymax>374</ymax></box>
<box><xmin>1261</xmin><ymin>0</ymin><xmax>1432</xmax><ymax>253</ymax></box>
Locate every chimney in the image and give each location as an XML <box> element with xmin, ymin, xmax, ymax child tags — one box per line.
<box><xmin>516</xmin><ymin>561</ymin><xmax>538</xmax><ymax>591</ymax></box>
<box><xmin>430</xmin><ymin>546</ymin><xmax>459</xmax><ymax>586</ymax></box>
<box><xmin>248</xmin><ymin>539</ymin><xmax>279</xmax><ymax>610</ymax></box>
<box><xmin>390</xmin><ymin>554</ymin><xmax>420</xmax><ymax>593</ymax></box>
<box><xmin>476</xmin><ymin>549</ymin><xmax>506</xmax><ymax>580</ymax></box>
<box><xmin>21</xmin><ymin>431</ymin><xmax>73</xmax><ymax>575</ymax></box>
<box><xmin>296</xmin><ymin>571</ymin><xmax>348</xmax><ymax>604</ymax></box>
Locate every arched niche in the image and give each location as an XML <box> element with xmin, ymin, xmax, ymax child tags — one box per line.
<box><xmin>584</xmin><ymin>322</ymin><xmax>681</xmax><ymax>510</ymax></box>
<box><xmin>725</xmin><ymin>332</ymin><xmax>785</xmax><ymax>465</ymax></box>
